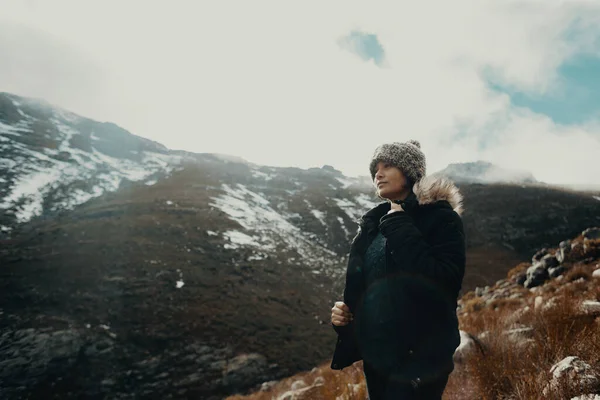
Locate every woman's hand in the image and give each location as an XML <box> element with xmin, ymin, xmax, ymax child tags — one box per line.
<box><xmin>388</xmin><ymin>200</ymin><xmax>405</xmax><ymax>214</ymax></box>
<box><xmin>331</xmin><ymin>301</ymin><xmax>353</xmax><ymax>326</ymax></box>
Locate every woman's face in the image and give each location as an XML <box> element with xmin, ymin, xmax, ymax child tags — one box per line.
<box><xmin>373</xmin><ymin>161</ymin><xmax>410</xmax><ymax>201</ymax></box>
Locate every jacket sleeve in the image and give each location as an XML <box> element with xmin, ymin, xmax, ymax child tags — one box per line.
<box><xmin>331</xmin><ymin>226</ymin><xmax>365</xmax><ymax>336</ymax></box>
<box><xmin>378</xmin><ymin>209</ymin><xmax>465</xmax><ymax>293</ymax></box>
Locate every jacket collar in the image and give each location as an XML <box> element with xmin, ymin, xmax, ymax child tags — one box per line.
<box><xmin>359</xmin><ymin>176</ymin><xmax>464</xmax><ymax>227</ymax></box>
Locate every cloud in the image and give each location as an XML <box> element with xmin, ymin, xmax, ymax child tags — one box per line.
<box><xmin>338</xmin><ymin>30</ymin><xmax>386</xmax><ymax>66</ymax></box>
<box><xmin>0</xmin><ymin>21</ymin><xmax>109</xmax><ymax>112</ymax></box>
<box><xmin>0</xmin><ymin>0</ymin><xmax>600</xmax><ymax>185</ymax></box>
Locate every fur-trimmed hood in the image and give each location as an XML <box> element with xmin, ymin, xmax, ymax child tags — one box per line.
<box><xmin>362</xmin><ymin>175</ymin><xmax>464</xmax><ymax>223</ymax></box>
<box><xmin>413</xmin><ymin>175</ymin><xmax>464</xmax><ymax>216</ymax></box>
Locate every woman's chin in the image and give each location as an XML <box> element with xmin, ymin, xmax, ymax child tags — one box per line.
<box><xmin>378</xmin><ymin>190</ymin><xmax>403</xmax><ymax>201</ymax></box>
<box><xmin>377</xmin><ymin>191</ymin><xmax>391</xmax><ymax>200</ymax></box>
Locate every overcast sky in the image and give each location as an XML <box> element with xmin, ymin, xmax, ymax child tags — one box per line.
<box><xmin>1</xmin><ymin>0</ymin><xmax>600</xmax><ymax>185</ymax></box>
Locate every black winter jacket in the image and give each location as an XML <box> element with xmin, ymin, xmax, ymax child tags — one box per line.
<box><xmin>331</xmin><ymin>176</ymin><xmax>466</xmax><ymax>386</ymax></box>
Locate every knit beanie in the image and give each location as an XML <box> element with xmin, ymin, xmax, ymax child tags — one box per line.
<box><xmin>369</xmin><ymin>140</ymin><xmax>426</xmax><ymax>185</ymax></box>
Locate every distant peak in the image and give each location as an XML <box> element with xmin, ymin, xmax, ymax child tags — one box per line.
<box><xmin>434</xmin><ymin>161</ymin><xmax>537</xmax><ymax>184</ymax></box>
<box><xmin>321</xmin><ymin>165</ymin><xmax>342</xmax><ymax>174</ymax></box>
<box><xmin>207</xmin><ymin>153</ymin><xmax>252</xmax><ymax>165</ymax></box>
<box><xmin>448</xmin><ymin>160</ymin><xmax>494</xmax><ymax>168</ymax></box>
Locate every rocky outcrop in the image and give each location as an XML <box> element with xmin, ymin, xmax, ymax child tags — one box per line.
<box><xmin>544</xmin><ymin>356</ymin><xmax>599</xmax><ymax>397</ymax></box>
<box><xmin>0</xmin><ymin>328</ymin><xmax>84</xmax><ymax>389</ymax></box>
<box><xmin>583</xmin><ymin>228</ymin><xmax>600</xmax><ymax>240</ymax></box>
<box><xmin>0</xmin><ymin>321</ymin><xmax>281</xmax><ymax>400</ymax></box>
<box><xmin>516</xmin><ymin>227</ymin><xmax>600</xmax><ymax>289</ymax></box>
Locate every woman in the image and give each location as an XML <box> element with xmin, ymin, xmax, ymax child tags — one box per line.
<box><xmin>330</xmin><ymin>140</ymin><xmax>466</xmax><ymax>399</ymax></box>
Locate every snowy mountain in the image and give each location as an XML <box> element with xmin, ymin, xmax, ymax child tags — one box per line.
<box><xmin>0</xmin><ymin>93</ymin><xmax>378</xmax><ymax>273</ymax></box>
<box><xmin>0</xmin><ymin>92</ymin><xmax>181</xmax><ymax>233</ymax></box>
<box><xmin>0</xmin><ymin>152</ymin><xmax>381</xmax><ymax>399</ymax></box>
<box><xmin>433</xmin><ymin>161</ymin><xmax>537</xmax><ymax>184</ymax></box>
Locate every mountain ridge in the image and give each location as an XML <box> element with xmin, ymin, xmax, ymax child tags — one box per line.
<box><xmin>432</xmin><ymin>160</ymin><xmax>537</xmax><ymax>184</ymax></box>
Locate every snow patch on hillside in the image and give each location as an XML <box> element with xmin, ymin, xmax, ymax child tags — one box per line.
<box><xmin>0</xmin><ymin>107</ymin><xmax>181</xmax><ymax>225</ymax></box>
<box><xmin>210</xmin><ymin>183</ymin><xmax>339</xmax><ymax>271</ymax></box>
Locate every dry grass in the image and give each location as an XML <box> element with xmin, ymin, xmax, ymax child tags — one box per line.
<box><xmin>455</xmin><ymin>248</ymin><xmax>600</xmax><ymax>400</ymax></box>
<box><xmin>458</xmin><ymin>289</ymin><xmax>600</xmax><ymax>399</ymax></box>
<box><xmin>226</xmin><ymin>362</ymin><xmax>367</xmax><ymax>400</ymax></box>
<box><xmin>564</xmin><ymin>264</ymin><xmax>593</xmax><ymax>282</ymax></box>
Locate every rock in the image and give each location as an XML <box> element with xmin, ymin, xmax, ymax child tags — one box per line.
<box><xmin>532</xmin><ymin>248</ymin><xmax>549</xmax><ymax>263</ymax></box>
<box><xmin>504</xmin><ymin>326</ymin><xmax>534</xmax><ymax>343</ymax></box>
<box><xmin>210</xmin><ymin>360</ymin><xmax>227</xmax><ymax>371</ymax></box>
<box><xmin>557</xmin><ymin>241</ymin><xmax>571</xmax><ymax>263</ymax></box>
<box><xmin>549</xmin><ymin>265</ymin><xmax>566</xmax><ymax>278</ymax></box>
<box><xmin>571</xmin><ymin>395</ymin><xmax>600</xmax><ymax>400</ymax></box>
<box><xmin>544</xmin><ymin>356</ymin><xmax>599</xmax><ymax>396</ymax></box>
<box><xmin>581</xmin><ymin>301</ymin><xmax>600</xmax><ymax>313</ymax></box>
<box><xmin>542</xmin><ymin>297</ymin><xmax>558</xmax><ymax>311</ymax></box>
<box><xmin>134</xmin><ymin>356</ymin><xmax>162</xmax><ymax>370</ymax></box>
<box><xmin>313</xmin><ymin>376</ymin><xmax>325</xmax><ymax>386</ymax></box>
<box><xmin>0</xmin><ymin>328</ymin><xmax>83</xmax><ymax>384</ymax></box>
<box><xmin>582</xmin><ymin>227</ymin><xmax>600</xmax><ymax>240</ymax></box>
<box><xmin>83</xmin><ymin>339</ymin><xmax>114</xmax><ymax>357</ymax></box>
<box><xmin>291</xmin><ymin>380</ymin><xmax>307</xmax><ymax>391</ymax></box>
<box><xmin>593</xmin><ymin>269</ymin><xmax>600</xmax><ymax>278</ymax></box>
<box><xmin>540</xmin><ymin>254</ymin><xmax>560</xmax><ymax>269</ymax></box>
<box><xmin>174</xmin><ymin>372</ymin><xmax>204</xmax><ymax>387</ymax></box>
<box><xmin>222</xmin><ymin>353</ymin><xmax>268</xmax><ymax>390</ymax></box>
<box><xmin>524</xmin><ymin>263</ymin><xmax>549</xmax><ymax>288</ymax></box>
<box><xmin>260</xmin><ymin>380</ymin><xmax>278</xmax><ymax>391</ymax></box>
<box><xmin>534</xmin><ymin>296</ymin><xmax>544</xmax><ymax>310</ymax></box>
<box><xmin>453</xmin><ymin>330</ymin><xmax>481</xmax><ymax>363</ymax></box>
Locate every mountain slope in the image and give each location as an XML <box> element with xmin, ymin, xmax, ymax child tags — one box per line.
<box><xmin>0</xmin><ymin>92</ymin><xmax>181</xmax><ymax>234</ymax></box>
<box><xmin>0</xmin><ymin>159</ymin><xmax>379</xmax><ymax>400</ymax></box>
